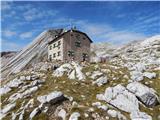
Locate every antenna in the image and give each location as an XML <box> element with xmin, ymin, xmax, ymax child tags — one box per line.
<box><xmin>70</xmin><ymin>19</ymin><xmax>73</xmax><ymax>30</ymax></box>
<box><xmin>69</xmin><ymin>19</ymin><xmax>76</xmax><ymax>30</ymax></box>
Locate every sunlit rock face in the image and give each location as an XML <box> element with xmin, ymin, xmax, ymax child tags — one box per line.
<box><xmin>1</xmin><ymin>29</ymin><xmax>64</xmax><ymax>80</ymax></box>
<box><xmin>1</xmin><ymin>34</ymin><xmax>160</xmax><ymax>120</ymax></box>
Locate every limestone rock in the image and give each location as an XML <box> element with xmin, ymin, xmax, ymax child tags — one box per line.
<box><xmin>127</xmin><ymin>82</ymin><xmax>159</xmax><ymax>107</ymax></box>
<box><xmin>69</xmin><ymin>112</ymin><xmax>80</xmax><ymax>120</ymax></box>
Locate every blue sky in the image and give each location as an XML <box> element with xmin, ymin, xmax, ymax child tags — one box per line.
<box><xmin>1</xmin><ymin>1</ymin><xmax>160</xmax><ymax>51</ymax></box>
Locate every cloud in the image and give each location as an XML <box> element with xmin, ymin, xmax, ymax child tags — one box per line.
<box><xmin>20</xmin><ymin>32</ymin><xmax>33</xmax><ymax>39</ymax></box>
<box><xmin>103</xmin><ymin>31</ymin><xmax>147</xmax><ymax>44</ymax></box>
<box><xmin>16</xmin><ymin>4</ymin><xmax>33</xmax><ymax>11</ymax></box>
<box><xmin>74</xmin><ymin>20</ymin><xmax>147</xmax><ymax>44</ymax></box>
<box><xmin>23</xmin><ymin>8</ymin><xmax>58</xmax><ymax>21</ymax></box>
<box><xmin>142</xmin><ymin>16</ymin><xmax>159</xmax><ymax>24</ymax></box>
<box><xmin>23</xmin><ymin>8</ymin><xmax>41</xmax><ymax>21</ymax></box>
<box><xmin>3</xmin><ymin>10</ymin><xmax>16</xmax><ymax>18</ymax></box>
<box><xmin>1</xmin><ymin>1</ymin><xmax>12</xmax><ymax>11</ymax></box>
<box><xmin>133</xmin><ymin>11</ymin><xmax>160</xmax><ymax>30</ymax></box>
<box><xmin>1</xmin><ymin>39</ymin><xmax>22</xmax><ymax>51</ymax></box>
<box><xmin>116</xmin><ymin>14</ymin><xmax>126</xmax><ymax>18</ymax></box>
<box><xmin>3</xmin><ymin>30</ymin><xmax>16</xmax><ymax>37</ymax></box>
<box><xmin>83</xmin><ymin>24</ymin><xmax>112</xmax><ymax>36</ymax></box>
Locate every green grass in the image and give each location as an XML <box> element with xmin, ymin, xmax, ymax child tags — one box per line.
<box><xmin>1</xmin><ymin>62</ymin><xmax>160</xmax><ymax>120</ymax></box>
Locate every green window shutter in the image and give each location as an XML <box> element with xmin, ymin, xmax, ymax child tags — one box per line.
<box><xmin>53</xmin><ymin>43</ymin><xmax>56</xmax><ymax>48</ymax></box>
<box><xmin>75</xmin><ymin>41</ymin><xmax>81</xmax><ymax>47</ymax></box>
<box><xmin>58</xmin><ymin>51</ymin><xmax>61</xmax><ymax>56</ymax></box>
<box><xmin>50</xmin><ymin>45</ymin><xmax>52</xmax><ymax>50</ymax></box>
<box><xmin>68</xmin><ymin>51</ymin><xmax>74</xmax><ymax>56</ymax></box>
<box><xmin>58</xmin><ymin>41</ymin><xmax>61</xmax><ymax>46</ymax></box>
<box><xmin>53</xmin><ymin>53</ymin><xmax>56</xmax><ymax>58</ymax></box>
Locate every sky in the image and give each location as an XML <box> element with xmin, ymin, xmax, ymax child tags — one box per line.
<box><xmin>1</xmin><ymin>1</ymin><xmax>160</xmax><ymax>51</ymax></box>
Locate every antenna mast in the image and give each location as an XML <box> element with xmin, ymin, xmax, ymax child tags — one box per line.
<box><xmin>70</xmin><ymin>19</ymin><xmax>73</xmax><ymax>30</ymax></box>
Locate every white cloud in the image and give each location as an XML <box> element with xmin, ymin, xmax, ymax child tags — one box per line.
<box><xmin>1</xmin><ymin>1</ymin><xmax>12</xmax><ymax>11</ymax></box>
<box><xmin>74</xmin><ymin>20</ymin><xmax>147</xmax><ymax>44</ymax></box>
<box><xmin>1</xmin><ymin>39</ymin><xmax>22</xmax><ymax>51</ymax></box>
<box><xmin>116</xmin><ymin>14</ymin><xmax>126</xmax><ymax>18</ymax></box>
<box><xmin>83</xmin><ymin>24</ymin><xmax>112</xmax><ymax>36</ymax></box>
<box><xmin>23</xmin><ymin>8</ymin><xmax>58</xmax><ymax>21</ymax></box>
<box><xmin>103</xmin><ymin>31</ymin><xmax>147</xmax><ymax>44</ymax></box>
<box><xmin>16</xmin><ymin>4</ymin><xmax>32</xmax><ymax>11</ymax></box>
<box><xmin>3</xmin><ymin>30</ymin><xmax>16</xmax><ymax>37</ymax></box>
<box><xmin>23</xmin><ymin>8</ymin><xmax>41</xmax><ymax>21</ymax></box>
<box><xmin>20</xmin><ymin>32</ymin><xmax>32</xmax><ymax>39</ymax></box>
<box><xmin>133</xmin><ymin>11</ymin><xmax>160</xmax><ymax>30</ymax></box>
<box><xmin>3</xmin><ymin>11</ymin><xmax>16</xmax><ymax>18</ymax></box>
<box><xmin>142</xmin><ymin>16</ymin><xmax>159</xmax><ymax>24</ymax></box>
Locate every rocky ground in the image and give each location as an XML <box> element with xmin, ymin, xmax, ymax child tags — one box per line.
<box><xmin>0</xmin><ymin>35</ymin><xmax>160</xmax><ymax>120</ymax></box>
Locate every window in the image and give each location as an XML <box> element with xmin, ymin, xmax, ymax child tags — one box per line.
<box><xmin>53</xmin><ymin>53</ymin><xmax>56</xmax><ymax>58</ymax></box>
<box><xmin>75</xmin><ymin>41</ymin><xmax>81</xmax><ymax>47</ymax></box>
<box><xmin>82</xmin><ymin>53</ymin><xmax>88</xmax><ymax>61</ymax></box>
<box><xmin>49</xmin><ymin>45</ymin><xmax>52</xmax><ymax>50</ymax></box>
<box><xmin>58</xmin><ymin>41</ymin><xmax>61</xmax><ymax>46</ymax></box>
<box><xmin>83</xmin><ymin>53</ymin><xmax>88</xmax><ymax>57</ymax></box>
<box><xmin>57</xmin><ymin>51</ymin><xmax>61</xmax><ymax>56</ymax></box>
<box><xmin>76</xmin><ymin>34</ymin><xmax>80</xmax><ymax>39</ymax></box>
<box><xmin>68</xmin><ymin>51</ymin><xmax>74</xmax><ymax>57</ymax></box>
<box><xmin>49</xmin><ymin>55</ymin><xmax>52</xmax><ymax>60</ymax></box>
<box><xmin>53</xmin><ymin>43</ymin><xmax>56</xmax><ymax>48</ymax></box>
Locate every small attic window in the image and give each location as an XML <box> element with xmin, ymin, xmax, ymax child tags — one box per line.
<box><xmin>57</xmin><ymin>51</ymin><xmax>61</xmax><ymax>56</ymax></box>
<box><xmin>49</xmin><ymin>45</ymin><xmax>52</xmax><ymax>50</ymax></box>
<box><xmin>58</xmin><ymin>41</ymin><xmax>61</xmax><ymax>46</ymax></box>
<box><xmin>68</xmin><ymin>51</ymin><xmax>74</xmax><ymax>56</ymax></box>
<box><xmin>75</xmin><ymin>41</ymin><xmax>81</xmax><ymax>47</ymax></box>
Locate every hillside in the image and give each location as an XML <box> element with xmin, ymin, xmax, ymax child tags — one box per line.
<box><xmin>1</xmin><ymin>51</ymin><xmax>18</xmax><ymax>68</ymax></box>
<box><xmin>0</xmin><ymin>35</ymin><xmax>160</xmax><ymax>120</ymax></box>
<box><xmin>91</xmin><ymin>42</ymin><xmax>118</xmax><ymax>59</ymax></box>
<box><xmin>1</xmin><ymin>29</ymin><xmax>64</xmax><ymax>79</ymax></box>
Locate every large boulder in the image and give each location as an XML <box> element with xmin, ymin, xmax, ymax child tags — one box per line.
<box><xmin>53</xmin><ymin>63</ymin><xmax>73</xmax><ymax>77</ymax></box>
<box><xmin>97</xmin><ymin>84</ymin><xmax>139</xmax><ymax>113</ymax></box>
<box><xmin>143</xmin><ymin>72</ymin><xmax>156</xmax><ymax>79</ymax></box>
<box><xmin>96</xmin><ymin>84</ymin><xmax>152</xmax><ymax>120</ymax></box>
<box><xmin>107</xmin><ymin>109</ymin><xmax>127</xmax><ymax>120</ymax></box>
<box><xmin>9</xmin><ymin>86</ymin><xmax>39</xmax><ymax>102</ymax></box>
<box><xmin>130</xmin><ymin>71</ymin><xmax>144</xmax><ymax>82</ymax></box>
<box><xmin>69</xmin><ymin>112</ymin><xmax>80</xmax><ymax>120</ymax></box>
<box><xmin>93</xmin><ymin>76</ymin><xmax>108</xmax><ymax>86</ymax></box>
<box><xmin>90</xmin><ymin>56</ymin><xmax>101</xmax><ymax>63</ymax></box>
<box><xmin>90</xmin><ymin>71</ymin><xmax>103</xmax><ymax>79</ymax></box>
<box><xmin>127</xmin><ymin>82</ymin><xmax>159</xmax><ymax>107</ymax></box>
<box><xmin>0</xmin><ymin>103</ymin><xmax>16</xmax><ymax>119</ymax></box>
<box><xmin>37</xmin><ymin>91</ymin><xmax>65</xmax><ymax>104</ymax></box>
<box><xmin>53</xmin><ymin>62</ymin><xmax>85</xmax><ymax>81</ymax></box>
<box><xmin>130</xmin><ymin>111</ymin><xmax>152</xmax><ymax>120</ymax></box>
<box><xmin>0</xmin><ymin>86</ymin><xmax>11</xmax><ymax>96</ymax></box>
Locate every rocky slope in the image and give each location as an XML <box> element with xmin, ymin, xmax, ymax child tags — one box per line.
<box><xmin>1</xmin><ymin>29</ymin><xmax>64</xmax><ymax>79</ymax></box>
<box><xmin>91</xmin><ymin>43</ymin><xmax>118</xmax><ymax>58</ymax></box>
<box><xmin>0</xmin><ymin>35</ymin><xmax>160</xmax><ymax>120</ymax></box>
<box><xmin>1</xmin><ymin>51</ymin><xmax>18</xmax><ymax>68</ymax></box>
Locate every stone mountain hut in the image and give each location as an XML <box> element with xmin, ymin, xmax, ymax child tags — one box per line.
<box><xmin>48</xmin><ymin>28</ymin><xmax>93</xmax><ymax>62</ymax></box>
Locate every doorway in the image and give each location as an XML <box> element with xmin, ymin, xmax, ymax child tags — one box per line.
<box><xmin>82</xmin><ymin>53</ymin><xmax>88</xmax><ymax>61</ymax></box>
